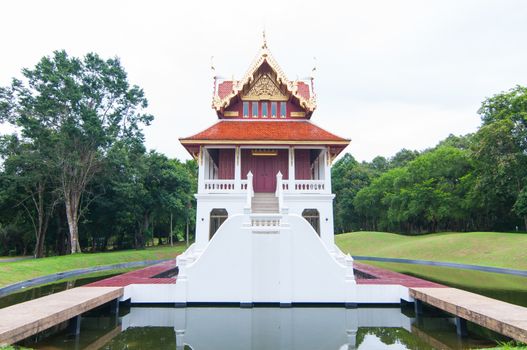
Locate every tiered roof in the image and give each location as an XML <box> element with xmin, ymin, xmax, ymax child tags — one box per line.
<box><xmin>211</xmin><ymin>39</ymin><xmax>317</xmax><ymax>115</ymax></box>
<box><xmin>180</xmin><ymin>36</ymin><xmax>350</xmax><ymax>157</ymax></box>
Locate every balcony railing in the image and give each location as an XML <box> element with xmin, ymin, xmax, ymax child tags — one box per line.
<box><xmin>202</xmin><ymin>179</ymin><xmax>327</xmax><ymax>194</ymax></box>
<box><xmin>203</xmin><ymin>179</ymin><xmax>236</xmax><ymax>192</ymax></box>
<box><xmin>285</xmin><ymin>180</ymin><xmax>326</xmax><ymax>193</ymax></box>
<box><xmin>202</xmin><ymin>179</ymin><xmax>249</xmax><ymax>193</ymax></box>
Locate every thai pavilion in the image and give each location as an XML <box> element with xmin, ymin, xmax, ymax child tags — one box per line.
<box><xmin>126</xmin><ymin>39</ymin><xmax>412</xmax><ymax>306</ymax></box>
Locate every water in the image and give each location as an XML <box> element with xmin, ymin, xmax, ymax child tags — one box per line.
<box><xmin>21</xmin><ymin>305</ymin><xmax>502</xmax><ymax>349</ymax></box>
<box><xmin>0</xmin><ymin>273</ymin><xmax>121</xmax><ymax>309</ymax></box>
<box><xmin>0</xmin><ymin>274</ymin><xmax>518</xmax><ymax>349</ymax></box>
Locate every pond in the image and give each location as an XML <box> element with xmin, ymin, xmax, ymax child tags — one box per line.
<box><xmin>1</xmin><ymin>272</ymin><xmax>520</xmax><ymax>349</ymax></box>
<box><xmin>0</xmin><ymin>273</ymin><xmax>121</xmax><ymax>309</ymax></box>
<box><xmin>18</xmin><ymin>304</ymin><xmax>504</xmax><ymax>349</ymax></box>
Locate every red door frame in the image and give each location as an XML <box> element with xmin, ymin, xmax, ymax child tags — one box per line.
<box><xmin>241</xmin><ymin>149</ymin><xmax>288</xmax><ymax>193</ymax></box>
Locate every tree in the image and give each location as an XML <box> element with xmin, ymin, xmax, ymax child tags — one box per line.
<box><xmin>0</xmin><ymin>135</ymin><xmax>58</xmax><ymax>257</ymax></box>
<box><xmin>475</xmin><ymin>85</ymin><xmax>527</xmax><ymax>230</ymax></box>
<box><xmin>0</xmin><ymin>51</ymin><xmax>153</xmax><ymax>253</ymax></box>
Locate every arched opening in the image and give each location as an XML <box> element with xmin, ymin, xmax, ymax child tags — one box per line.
<box><xmin>209</xmin><ymin>208</ymin><xmax>228</xmax><ymax>239</ymax></box>
<box><xmin>302</xmin><ymin>209</ymin><xmax>320</xmax><ymax>236</ymax></box>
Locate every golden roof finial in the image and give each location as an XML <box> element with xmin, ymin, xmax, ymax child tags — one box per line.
<box><xmin>262</xmin><ymin>29</ymin><xmax>267</xmax><ymax>49</ymax></box>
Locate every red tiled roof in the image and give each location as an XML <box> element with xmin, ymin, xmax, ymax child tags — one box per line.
<box><xmin>179</xmin><ymin>121</ymin><xmax>349</xmax><ymax>144</ymax></box>
<box><xmin>217</xmin><ymin>81</ymin><xmax>234</xmax><ymax>100</ymax></box>
<box><xmin>296</xmin><ymin>82</ymin><xmax>310</xmax><ymax>100</ymax></box>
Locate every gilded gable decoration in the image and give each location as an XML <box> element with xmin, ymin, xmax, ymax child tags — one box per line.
<box><xmin>242</xmin><ymin>74</ymin><xmax>287</xmax><ymax>101</ymax></box>
<box><xmin>212</xmin><ymin>38</ymin><xmax>317</xmax><ymax>115</ymax></box>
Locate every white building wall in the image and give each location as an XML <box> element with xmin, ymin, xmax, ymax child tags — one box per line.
<box><xmin>173</xmin><ymin>213</ymin><xmax>357</xmax><ymax>304</ymax></box>
<box><xmin>194</xmin><ymin>194</ymin><xmax>246</xmax><ymax>252</ymax></box>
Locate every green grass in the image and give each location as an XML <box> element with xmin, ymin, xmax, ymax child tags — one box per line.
<box><xmin>336</xmin><ymin>231</ymin><xmax>527</xmax><ymax>270</ymax></box>
<box><xmin>0</xmin><ymin>244</ymin><xmax>187</xmax><ymax>287</ymax></box>
<box><xmin>484</xmin><ymin>341</ymin><xmax>527</xmax><ymax>349</ymax></box>
<box><xmin>336</xmin><ymin>231</ymin><xmax>527</xmax><ymax>306</ymax></box>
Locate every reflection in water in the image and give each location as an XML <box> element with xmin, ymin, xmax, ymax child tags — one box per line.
<box><xmin>116</xmin><ymin>307</ymin><xmax>412</xmax><ymax>350</ymax></box>
<box><xmin>26</xmin><ymin>306</ymin><xmax>498</xmax><ymax>350</ymax></box>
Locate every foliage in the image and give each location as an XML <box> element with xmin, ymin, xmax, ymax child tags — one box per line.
<box><xmin>0</xmin><ymin>51</ymin><xmax>196</xmax><ymax>257</ymax></box>
<box><xmin>486</xmin><ymin>341</ymin><xmax>527</xmax><ymax>350</ymax></box>
<box><xmin>333</xmin><ymin>85</ymin><xmax>527</xmax><ymax>233</ymax></box>
<box><xmin>0</xmin><ymin>50</ymin><xmax>153</xmax><ymax>253</ymax></box>
<box><xmin>356</xmin><ymin>327</ymin><xmax>433</xmax><ymax>350</ymax></box>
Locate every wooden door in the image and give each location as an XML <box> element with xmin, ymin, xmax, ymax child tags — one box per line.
<box><xmin>254</xmin><ymin>158</ymin><xmax>275</xmax><ymax>192</ymax></box>
<box><xmin>241</xmin><ymin>149</ymin><xmax>289</xmax><ymax>193</ymax></box>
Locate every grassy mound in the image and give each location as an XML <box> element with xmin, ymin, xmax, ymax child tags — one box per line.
<box><xmin>336</xmin><ymin>231</ymin><xmax>527</xmax><ymax>270</ymax></box>
<box><xmin>0</xmin><ymin>244</ymin><xmax>186</xmax><ymax>287</ymax></box>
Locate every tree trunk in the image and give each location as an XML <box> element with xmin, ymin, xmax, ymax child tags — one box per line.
<box><xmin>33</xmin><ymin>182</ymin><xmax>51</xmax><ymax>258</ymax></box>
<box><xmin>65</xmin><ymin>193</ymin><xmax>81</xmax><ymax>254</ymax></box>
<box><xmin>524</xmin><ymin>215</ymin><xmax>527</xmax><ymax>232</ymax></box>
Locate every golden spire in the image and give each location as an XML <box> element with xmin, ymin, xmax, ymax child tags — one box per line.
<box><xmin>262</xmin><ymin>30</ymin><xmax>267</xmax><ymax>49</ymax></box>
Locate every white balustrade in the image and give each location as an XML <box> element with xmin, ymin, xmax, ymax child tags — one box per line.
<box><xmin>275</xmin><ymin>171</ymin><xmax>286</xmax><ymax>213</ymax></box>
<box><xmin>293</xmin><ymin>180</ymin><xmax>326</xmax><ymax>193</ymax></box>
<box><xmin>203</xmin><ymin>179</ymin><xmax>236</xmax><ymax>192</ymax></box>
<box><xmin>240</xmin><ymin>180</ymin><xmax>248</xmax><ymax>190</ymax></box>
<box><xmin>245</xmin><ymin>171</ymin><xmax>254</xmax><ymax>211</ymax></box>
<box><xmin>201</xmin><ymin>177</ymin><xmax>326</xmax><ymax>194</ymax></box>
<box><xmin>251</xmin><ymin>217</ymin><xmax>281</xmax><ymax>227</ymax></box>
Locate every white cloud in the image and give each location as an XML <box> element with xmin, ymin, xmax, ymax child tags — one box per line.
<box><xmin>1</xmin><ymin>0</ymin><xmax>526</xmax><ymax>161</ymax></box>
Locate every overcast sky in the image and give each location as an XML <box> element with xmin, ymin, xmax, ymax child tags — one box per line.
<box><xmin>1</xmin><ymin>0</ymin><xmax>526</xmax><ymax>162</ymax></box>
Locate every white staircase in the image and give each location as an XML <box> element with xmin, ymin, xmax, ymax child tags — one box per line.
<box><xmin>252</xmin><ymin>193</ymin><xmax>279</xmax><ymax>213</ymax></box>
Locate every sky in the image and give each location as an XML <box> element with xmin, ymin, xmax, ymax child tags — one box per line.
<box><xmin>1</xmin><ymin>0</ymin><xmax>526</xmax><ymax>162</ymax></box>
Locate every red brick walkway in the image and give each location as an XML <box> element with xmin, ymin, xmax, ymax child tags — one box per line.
<box><xmin>87</xmin><ymin>260</ymin><xmax>178</xmax><ymax>287</ymax></box>
<box><xmin>87</xmin><ymin>259</ymin><xmax>445</xmax><ymax>289</ymax></box>
<box><xmin>354</xmin><ymin>262</ymin><xmax>446</xmax><ymax>288</ymax></box>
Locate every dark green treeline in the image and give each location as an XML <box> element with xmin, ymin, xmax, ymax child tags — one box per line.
<box><xmin>333</xmin><ymin>85</ymin><xmax>527</xmax><ymax>234</ymax></box>
<box><xmin>0</xmin><ymin>50</ymin><xmax>525</xmax><ymax>257</ymax></box>
<box><xmin>0</xmin><ymin>51</ymin><xmax>196</xmax><ymax>257</ymax></box>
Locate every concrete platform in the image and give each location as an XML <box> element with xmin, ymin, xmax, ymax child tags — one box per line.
<box><xmin>0</xmin><ymin>286</ymin><xmax>122</xmax><ymax>345</ymax></box>
<box><xmin>410</xmin><ymin>287</ymin><xmax>527</xmax><ymax>343</ymax></box>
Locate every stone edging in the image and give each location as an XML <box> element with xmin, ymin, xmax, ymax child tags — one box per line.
<box><xmin>0</xmin><ymin>259</ymin><xmax>170</xmax><ymax>298</ymax></box>
<box><xmin>352</xmin><ymin>256</ymin><xmax>527</xmax><ymax>277</ymax></box>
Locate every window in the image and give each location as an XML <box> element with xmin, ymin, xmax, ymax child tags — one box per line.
<box><xmin>243</xmin><ymin>102</ymin><xmax>249</xmax><ymax>118</ymax></box>
<box><xmin>271</xmin><ymin>102</ymin><xmax>277</xmax><ymax>118</ymax></box>
<box><xmin>302</xmin><ymin>209</ymin><xmax>320</xmax><ymax>236</ymax></box>
<box><xmin>252</xmin><ymin>101</ymin><xmax>258</xmax><ymax>117</ymax></box>
<box><xmin>280</xmin><ymin>102</ymin><xmax>287</xmax><ymax>118</ymax></box>
<box><xmin>210</xmin><ymin>208</ymin><xmax>228</xmax><ymax>239</ymax></box>
<box><xmin>262</xmin><ymin>102</ymin><xmax>268</xmax><ymax>117</ymax></box>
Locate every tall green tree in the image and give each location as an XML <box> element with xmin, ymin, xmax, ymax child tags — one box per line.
<box><xmin>0</xmin><ymin>135</ymin><xmax>58</xmax><ymax>257</ymax></box>
<box><xmin>0</xmin><ymin>51</ymin><xmax>153</xmax><ymax>253</ymax></box>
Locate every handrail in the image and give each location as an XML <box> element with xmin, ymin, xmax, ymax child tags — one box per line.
<box><xmin>245</xmin><ymin>171</ymin><xmax>254</xmax><ymax>212</ymax></box>
<box><xmin>275</xmin><ymin>171</ymin><xmax>285</xmax><ymax>213</ymax></box>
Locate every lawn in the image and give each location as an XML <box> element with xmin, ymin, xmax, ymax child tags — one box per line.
<box><xmin>336</xmin><ymin>231</ymin><xmax>527</xmax><ymax>307</ymax></box>
<box><xmin>336</xmin><ymin>231</ymin><xmax>527</xmax><ymax>270</ymax></box>
<box><xmin>0</xmin><ymin>244</ymin><xmax>187</xmax><ymax>287</ymax></box>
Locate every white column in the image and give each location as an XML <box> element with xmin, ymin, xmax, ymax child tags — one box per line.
<box><xmin>198</xmin><ymin>146</ymin><xmax>205</xmax><ymax>193</ymax></box>
<box><xmin>235</xmin><ymin>146</ymin><xmax>241</xmax><ymax>191</ymax></box>
<box><xmin>288</xmin><ymin>147</ymin><xmax>295</xmax><ymax>192</ymax></box>
<box><xmin>324</xmin><ymin>147</ymin><xmax>332</xmax><ymax>194</ymax></box>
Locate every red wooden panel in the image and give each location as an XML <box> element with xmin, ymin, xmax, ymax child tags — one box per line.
<box><xmin>219</xmin><ymin>100</ymin><xmax>309</xmax><ymax>119</ymax></box>
<box><xmin>241</xmin><ymin>149</ymin><xmax>289</xmax><ymax>192</ymax></box>
<box><xmin>218</xmin><ymin>149</ymin><xmax>235</xmax><ymax>179</ymax></box>
<box><xmin>295</xmin><ymin>149</ymin><xmax>311</xmax><ymax>180</ymax></box>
